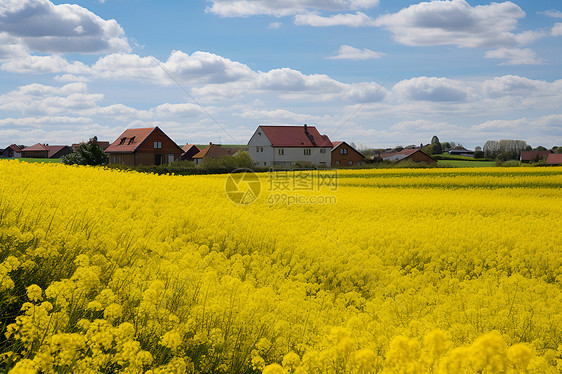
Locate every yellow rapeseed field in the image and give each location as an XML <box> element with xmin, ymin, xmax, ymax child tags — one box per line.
<box><xmin>0</xmin><ymin>160</ymin><xmax>561</xmax><ymax>373</ymax></box>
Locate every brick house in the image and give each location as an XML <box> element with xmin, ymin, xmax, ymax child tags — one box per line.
<box><xmin>331</xmin><ymin>141</ymin><xmax>365</xmax><ymax>167</ymax></box>
<box><xmin>105</xmin><ymin>127</ymin><xmax>183</xmax><ymax>166</ymax></box>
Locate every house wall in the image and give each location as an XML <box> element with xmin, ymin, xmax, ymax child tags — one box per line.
<box><xmin>21</xmin><ymin>150</ymin><xmax>48</xmax><ymax>158</ymax></box>
<box><xmin>332</xmin><ymin>144</ymin><xmax>364</xmax><ymax>166</ymax></box>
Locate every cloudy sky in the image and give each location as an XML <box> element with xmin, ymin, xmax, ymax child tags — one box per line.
<box><xmin>1</xmin><ymin>0</ymin><xmax>561</xmax><ymax>149</ymax></box>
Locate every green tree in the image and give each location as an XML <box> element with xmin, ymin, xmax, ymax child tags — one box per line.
<box><xmin>61</xmin><ymin>138</ymin><xmax>108</xmax><ymax>165</ymax></box>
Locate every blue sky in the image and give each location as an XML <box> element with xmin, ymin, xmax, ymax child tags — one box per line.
<box><xmin>1</xmin><ymin>0</ymin><xmax>561</xmax><ymax>149</ymax></box>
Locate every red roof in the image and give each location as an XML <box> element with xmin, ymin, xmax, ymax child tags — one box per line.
<box><xmin>547</xmin><ymin>153</ymin><xmax>562</xmax><ymax>165</ymax></box>
<box><xmin>21</xmin><ymin>143</ymin><xmax>49</xmax><ymax>152</ymax></box>
<box><xmin>7</xmin><ymin>144</ymin><xmax>22</xmax><ymax>152</ymax></box>
<box><xmin>332</xmin><ymin>141</ymin><xmax>343</xmax><ymax>148</ymax></box>
<box><xmin>105</xmin><ymin>127</ymin><xmax>158</xmax><ymax>153</ymax></box>
<box><xmin>520</xmin><ymin>150</ymin><xmax>552</xmax><ymax>161</ymax></box>
<box><xmin>259</xmin><ymin>125</ymin><xmax>332</xmax><ymax>147</ymax></box>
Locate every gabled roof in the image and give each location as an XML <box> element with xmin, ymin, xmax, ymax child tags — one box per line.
<box><xmin>105</xmin><ymin>127</ymin><xmax>159</xmax><ymax>153</ymax></box>
<box><xmin>182</xmin><ymin>144</ymin><xmax>199</xmax><ymax>153</ymax></box>
<box><xmin>21</xmin><ymin>143</ymin><xmax>50</xmax><ymax>152</ymax></box>
<box><xmin>258</xmin><ymin>125</ymin><xmax>332</xmax><ymax>147</ymax></box>
<box><xmin>193</xmin><ymin>144</ymin><xmax>231</xmax><ymax>159</ymax></box>
<box><xmin>546</xmin><ymin>153</ymin><xmax>562</xmax><ymax>165</ymax></box>
<box><xmin>331</xmin><ymin>141</ymin><xmax>365</xmax><ymax>158</ymax></box>
<box><xmin>47</xmin><ymin>145</ymin><xmax>71</xmax><ymax>158</ymax></box>
<box><xmin>6</xmin><ymin>144</ymin><xmax>22</xmax><ymax>152</ymax></box>
<box><xmin>520</xmin><ymin>150</ymin><xmax>552</xmax><ymax>161</ymax></box>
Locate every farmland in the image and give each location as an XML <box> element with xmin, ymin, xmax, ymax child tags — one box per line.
<box><xmin>1</xmin><ymin>160</ymin><xmax>561</xmax><ymax>373</ymax></box>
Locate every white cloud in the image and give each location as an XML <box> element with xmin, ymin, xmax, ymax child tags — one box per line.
<box><xmin>295</xmin><ymin>12</ymin><xmax>375</xmax><ymax>27</ymax></box>
<box><xmin>268</xmin><ymin>22</ymin><xmax>282</xmax><ymax>29</ymax></box>
<box><xmin>484</xmin><ymin>48</ymin><xmax>544</xmax><ymax>65</ymax></box>
<box><xmin>0</xmin><ymin>0</ymin><xmax>130</xmax><ymax>54</ymax></box>
<box><xmin>206</xmin><ymin>0</ymin><xmax>379</xmax><ymax>17</ymax></box>
<box><xmin>552</xmin><ymin>23</ymin><xmax>562</xmax><ymax>36</ymax></box>
<box><xmin>327</xmin><ymin>45</ymin><xmax>384</xmax><ymax>60</ymax></box>
<box><xmin>392</xmin><ymin>77</ymin><xmax>476</xmax><ymax>102</ymax></box>
<box><xmin>374</xmin><ymin>0</ymin><xmax>543</xmax><ymax>48</ymax></box>
<box><xmin>540</xmin><ymin>10</ymin><xmax>562</xmax><ymax>18</ymax></box>
<box><xmin>1</xmin><ymin>55</ymin><xmax>88</xmax><ymax>74</ymax></box>
<box><xmin>0</xmin><ymin>32</ymin><xmax>27</xmax><ymax>59</ymax></box>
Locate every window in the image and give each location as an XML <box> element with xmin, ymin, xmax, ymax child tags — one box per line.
<box><xmin>168</xmin><ymin>154</ymin><xmax>175</xmax><ymax>164</ymax></box>
<box><xmin>278</xmin><ymin>149</ymin><xmax>284</xmax><ymax>155</ymax></box>
<box><xmin>320</xmin><ymin>148</ymin><xmax>326</xmax><ymax>153</ymax></box>
<box><xmin>119</xmin><ymin>137</ymin><xmax>126</xmax><ymax>145</ymax></box>
<box><xmin>128</xmin><ymin>136</ymin><xmax>135</xmax><ymax>145</ymax></box>
<box><xmin>258</xmin><ymin>132</ymin><xmax>262</xmax><ymax>136</ymax></box>
<box><xmin>340</xmin><ymin>148</ymin><xmax>348</xmax><ymax>155</ymax></box>
<box><xmin>264</xmin><ymin>162</ymin><xmax>267</xmax><ymax>166</ymax></box>
<box><xmin>154</xmin><ymin>141</ymin><xmax>162</xmax><ymax>149</ymax></box>
<box><xmin>260</xmin><ymin>146</ymin><xmax>263</xmax><ymax>152</ymax></box>
<box><xmin>256</xmin><ymin>146</ymin><xmax>259</xmax><ymax>152</ymax></box>
<box><xmin>336</xmin><ymin>161</ymin><xmax>340</xmax><ymax>165</ymax></box>
<box><xmin>304</xmin><ymin>149</ymin><xmax>311</xmax><ymax>155</ymax></box>
<box><xmin>349</xmin><ymin>161</ymin><xmax>353</xmax><ymax>165</ymax></box>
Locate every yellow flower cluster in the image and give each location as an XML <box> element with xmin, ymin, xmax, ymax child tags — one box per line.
<box><xmin>0</xmin><ymin>159</ymin><xmax>561</xmax><ymax>373</ymax></box>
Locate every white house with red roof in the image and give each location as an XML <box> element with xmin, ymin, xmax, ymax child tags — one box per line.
<box><xmin>248</xmin><ymin>125</ymin><xmax>333</xmax><ymax>167</ymax></box>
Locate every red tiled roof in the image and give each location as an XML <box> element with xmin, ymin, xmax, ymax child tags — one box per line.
<box><xmin>332</xmin><ymin>141</ymin><xmax>343</xmax><ymax>148</ymax></box>
<box><xmin>21</xmin><ymin>143</ymin><xmax>49</xmax><ymax>152</ymax></box>
<box><xmin>520</xmin><ymin>150</ymin><xmax>552</xmax><ymax>161</ymax></box>
<box><xmin>105</xmin><ymin>127</ymin><xmax>157</xmax><ymax>153</ymax></box>
<box><xmin>546</xmin><ymin>153</ymin><xmax>562</xmax><ymax>165</ymax></box>
<box><xmin>259</xmin><ymin>125</ymin><xmax>333</xmax><ymax>147</ymax></box>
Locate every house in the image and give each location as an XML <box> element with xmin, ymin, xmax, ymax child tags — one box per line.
<box><xmin>520</xmin><ymin>150</ymin><xmax>552</xmax><ymax>162</ymax></box>
<box><xmin>546</xmin><ymin>153</ymin><xmax>562</xmax><ymax>165</ymax></box>
<box><xmin>20</xmin><ymin>144</ymin><xmax>73</xmax><ymax>159</ymax></box>
<box><xmin>248</xmin><ymin>125</ymin><xmax>333</xmax><ymax>167</ymax></box>
<box><xmin>379</xmin><ymin>149</ymin><xmax>436</xmax><ymax>164</ymax></box>
<box><xmin>1</xmin><ymin>144</ymin><xmax>23</xmax><ymax>158</ymax></box>
<box><xmin>105</xmin><ymin>126</ymin><xmax>183</xmax><ymax>166</ymax></box>
<box><xmin>180</xmin><ymin>144</ymin><xmax>201</xmax><ymax>161</ymax></box>
<box><xmin>448</xmin><ymin>147</ymin><xmax>475</xmax><ymax>157</ymax></box>
<box><xmin>331</xmin><ymin>141</ymin><xmax>365</xmax><ymax>167</ymax></box>
<box><xmin>192</xmin><ymin>143</ymin><xmax>235</xmax><ymax>165</ymax></box>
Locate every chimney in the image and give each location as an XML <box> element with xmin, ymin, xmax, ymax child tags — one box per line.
<box><xmin>209</xmin><ymin>142</ymin><xmax>213</xmax><ymax>145</ymax></box>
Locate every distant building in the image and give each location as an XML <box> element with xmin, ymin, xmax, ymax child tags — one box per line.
<box><xmin>192</xmin><ymin>143</ymin><xmax>235</xmax><ymax>165</ymax></box>
<box><xmin>248</xmin><ymin>125</ymin><xmax>332</xmax><ymax>167</ymax></box>
<box><xmin>520</xmin><ymin>150</ymin><xmax>552</xmax><ymax>162</ymax></box>
<box><xmin>180</xmin><ymin>144</ymin><xmax>201</xmax><ymax>161</ymax></box>
<box><xmin>71</xmin><ymin>139</ymin><xmax>110</xmax><ymax>150</ymax></box>
<box><xmin>546</xmin><ymin>153</ymin><xmax>562</xmax><ymax>165</ymax></box>
<box><xmin>20</xmin><ymin>144</ymin><xmax>72</xmax><ymax>159</ymax></box>
<box><xmin>448</xmin><ymin>147</ymin><xmax>475</xmax><ymax>157</ymax></box>
<box><xmin>331</xmin><ymin>141</ymin><xmax>365</xmax><ymax>167</ymax></box>
<box><xmin>379</xmin><ymin>149</ymin><xmax>436</xmax><ymax>164</ymax></box>
<box><xmin>105</xmin><ymin>127</ymin><xmax>183</xmax><ymax>166</ymax></box>
<box><xmin>1</xmin><ymin>144</ymin><xmax>23</xmax><ymax>158</ymax></box>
